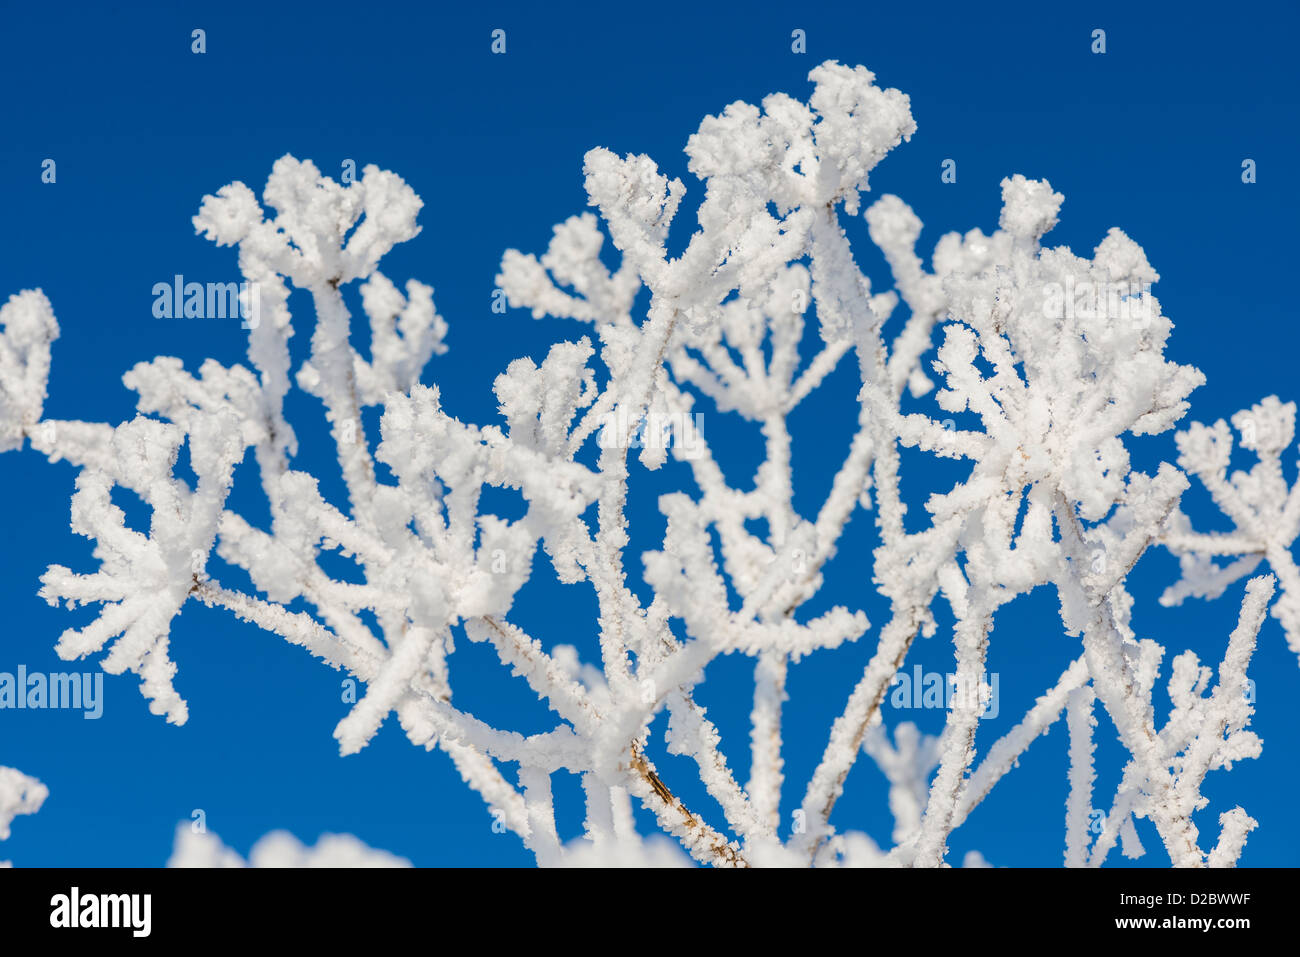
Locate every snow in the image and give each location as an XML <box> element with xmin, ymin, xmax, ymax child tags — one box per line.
<box><xmin>1</xmin><ymin>60</ymin><xmax>1289</xmax><ymax>868</ymax></box>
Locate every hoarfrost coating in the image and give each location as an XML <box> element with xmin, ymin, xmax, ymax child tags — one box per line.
<box><xmin>0</xmin><ymin>767</ymin><xmax>46</xmax><ymax>866</ymax></box>
<box><xmin>0</xmin><ymin>61</ymin><xmax>1291</xmax><ymax>867</ymax></box>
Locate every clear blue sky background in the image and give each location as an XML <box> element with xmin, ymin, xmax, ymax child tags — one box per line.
<box><xmin>1</xmin><ymin>0</ymin><xmax>1297</xmax><ymax>867</ymax></box>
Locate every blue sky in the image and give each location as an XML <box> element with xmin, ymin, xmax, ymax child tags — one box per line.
<box><xmin>1</xmin><ymin>0</ymin><xmax>1297</xmax><ymax>866</ymax></box>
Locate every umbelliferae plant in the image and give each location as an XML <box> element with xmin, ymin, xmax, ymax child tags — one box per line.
<box><xmin>2</xmin><ymin>61</ymin><xmax>1293</xmax><ymax>868</ymax></box>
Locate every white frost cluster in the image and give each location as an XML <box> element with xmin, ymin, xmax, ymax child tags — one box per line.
<box><xmin>1162</xmin><ymin>397</ymin><xmax>1300</xmax><ymax>664</ymax></box>
<box><xmin>0</xmin><ymin>766</ymin><xmax>47</xmax><ymax>866</ymax></box>
<box><xmin>0</xmin><ymin>291</ymin><xmax>57</xmax><ymax>454</ymax></box>
<box><xmin>2</xmin><ymin>62</ymin><xmax>1293</xmax><ymax>868</ymax></box>
<box><xmin>168</xmin><ymin>824</ymin><xmax>410</xmax><ymax>868</ymax></box>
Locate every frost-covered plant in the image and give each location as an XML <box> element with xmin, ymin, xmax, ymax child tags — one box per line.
<box><xmin>1</xmin><ymin>61</ymin><xmax>1291</xmax><ymax>867</ymax></box>
<box><xmin>168</xmin><ymin>825</ymin><xmax>412</xmax><ymax>868</ymax></box>
<box><xmin>1161</xmin><ymin>397</ymin><xmax>1300</xmax><ymax>662</ymax></box>
<box><xmin>0</xmin><ymin>767</ymin><xmax>46</xmax><ymax>867</ymax></box>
